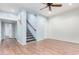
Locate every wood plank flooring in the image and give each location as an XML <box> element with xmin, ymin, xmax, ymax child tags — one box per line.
<box><xmin>0</xmin><ymin>39</ymin><xmax>79</xmax><ymax>55</ymax></box>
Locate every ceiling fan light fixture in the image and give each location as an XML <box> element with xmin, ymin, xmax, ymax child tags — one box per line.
<box><xmin>48</xmin><ymin>10</ymin><xmax>52</xmax><ymax>15</ymax></box>
<box><xmin>40</xmin><ymin>3</ymin><xmax>62</xmax><ymax>15</ymax></box>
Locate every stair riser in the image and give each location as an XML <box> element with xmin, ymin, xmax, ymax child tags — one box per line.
<box><xmin>26</xmin><ymin>39</ymin><xmax>36</xmax><ymax>42</ymax></box>
<box><xmin>27</xmin><ymin>37</ymin><xmax>35</xmax><ymax>39</ymax></box>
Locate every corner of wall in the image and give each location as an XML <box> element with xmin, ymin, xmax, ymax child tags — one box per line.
<box><xmin>17</xmin><ymin>39</ymin><xmax>26</xmax><ymax>45</ymax></box>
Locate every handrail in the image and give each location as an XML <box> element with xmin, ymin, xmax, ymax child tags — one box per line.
<box><xmin>27</xmin><ymin>20</ymin><xmax>36</xmax><ymax>31</ymax></box>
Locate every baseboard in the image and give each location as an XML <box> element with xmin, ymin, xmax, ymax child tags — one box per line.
<box><xmin>17</xmin><ymin>39</ymin><xmax>26</xmax><ymax>45</ymax></box>
<box><xmin>36</xmin><ymin>39</ymin><xmax>44</xmax><ymax>42</ymax></box>
<box><xmin>45</xmin><ymin>37</ymin><xmax>79</xmax><ymax>44</ymax></box>
<box><xmin>8</xmin><ymin>38</ymin><xmax>16</xmax><ymax>39</ymax></box>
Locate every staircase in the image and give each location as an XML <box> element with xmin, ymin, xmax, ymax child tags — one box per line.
<box><xmin>26</xmin><ymin>20</ymin><xmax>36</xmax><ymax>42</ymax></box>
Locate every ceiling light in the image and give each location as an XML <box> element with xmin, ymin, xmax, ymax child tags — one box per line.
<box><xmin>68</xmin><ymin>3</ymin><xmax>72</xmax><ymax>6</ymax></box>
<box><xmin>48</xmin><ymin>11</ymin><xmax>52</xmax><ymax>15</ymax></box>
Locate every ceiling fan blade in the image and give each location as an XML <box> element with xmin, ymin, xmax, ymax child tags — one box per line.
<box><xmin>43</xmin><ymin>3</ymin><xmax>47</xmax><ymax>4</ymax></box>
<box><xmin>40</xmin><ymin>6</ymin><xmax>48</xmax><ymax>10</ymax></box>
<box><xmin>51</xmin><ymin>4</ymin><xmax>62</xmax><ymax>7</ymax></box>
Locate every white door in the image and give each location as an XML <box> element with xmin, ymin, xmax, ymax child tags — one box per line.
<box><xmin>4</xmin><ymin>23</ymin><xmax>13</xmax><ymax>39</ymax></box>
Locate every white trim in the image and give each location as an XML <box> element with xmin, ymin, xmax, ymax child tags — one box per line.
<box><xmin>47</xmin><ymin>37</ymin><xmax>79</xmax><ymax>44</ymax></box>
<box><xmin>17</xmin><ymin>39</ymin><xmax>26</xmax><ymax>45</ymax></box>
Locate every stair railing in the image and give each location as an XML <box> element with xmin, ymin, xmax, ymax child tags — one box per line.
<box><xmin>27</xmin><ymin>20</ymin><xmax>36</xmax><ymax>32</ymax></box>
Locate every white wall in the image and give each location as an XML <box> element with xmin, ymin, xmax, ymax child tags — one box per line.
<box><xmin>16</xmin><ymin>10</ymin><xmax>26</xmax><ymax>45</ymax></box>
<box><xmin>36</xmin><ymin>15</ymin><xmax>48</xmax><ymax>41</ymax></box>
<box><xmin>0</xmin><ymin>12</ymin><xmax>18</xmax><ymax>21</ymax></box>
<box><xmin>0</xmin><ymin>20</ymin><xmax>1</xmax><ymax>41</ymax></box>
<box><xmin>48</xmin><ymin>8</ymin><xmax>79</xmax><ymax>43</ymax></box>
<box><xmin>0</xmin><ymin>21</ymin><xmax>5</xmax><ymax>41</ymax></box>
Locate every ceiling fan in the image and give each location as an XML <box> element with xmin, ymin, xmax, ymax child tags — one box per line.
<box><xmin>40</xmin><ymin>3</ymin><xmax>62</xmax><ymax>11</ymax></box>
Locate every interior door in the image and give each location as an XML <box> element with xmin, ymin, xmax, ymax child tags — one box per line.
<box><xmin>4</xmin><ymin>23</ymin><xmax>13</xmax><ymax>39</ymax></box>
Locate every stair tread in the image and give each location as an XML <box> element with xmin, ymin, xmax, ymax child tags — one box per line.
<box><xmin>27</xmin><ymin>36</ymin><xmax>34</xmax><ymax>38</ymax></box>
<box><xmin>27</xmin><ymin>36</ymin><xmax>35</xmax><ymax>39</ymax></box>
<box><xmin>27</xmin><ymin>34</ymin><xmax>33</xmax><ymax>35</ymax></box>
<box><xmin>27</xmin><ymin>38</ymin><xmax>35</xmax><ymax>39</ymax></box>
<box><xmin>26</xmin><ymin>39</ymin><xmax>36</xmax><ymax>42</ymax></box>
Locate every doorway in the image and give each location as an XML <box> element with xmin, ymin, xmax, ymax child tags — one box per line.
<box><xmin>1</xmin><ymin>22</ymin><xmax>16</xmax><ymax>40</ymax></box>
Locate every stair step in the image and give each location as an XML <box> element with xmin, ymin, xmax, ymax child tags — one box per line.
<box><xmin>27</xmin><ymin>35</ymin><xmax>34</xmax><ymax>37</ymax></box>
<box><xmin>27</xmin><ymin>37</ymin><xmax>34</xmax><ymax>39</ymax></box>
<box><xmin>26</xmin><ymin>39</ymin><xmax>36</xmax><ymax>42</ymax></box>
<box><xmin>27</xmin><ymin>35</ymin><xmax>33</xmax><ymax>37</ymax></box>
<box><xmin>27</xmin><ymin>34</ymin><xmax>33</xmax><ymax>36</ymax></box>
<box><xmin>27</xmin><ymin>32</ymin><xmax>33</xmax><ymax>34</ymax></box>
<box><xmin>27</xmin><ymin>36</ymin><xmax>34</xmax><ymax>39</ymax></box>
<box><xmin>27</xmin><ymin>28</ymin><xmax>36</xmax><ymax>42</ymax></box>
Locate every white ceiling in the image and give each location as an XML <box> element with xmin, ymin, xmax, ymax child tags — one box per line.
<box><xmin>0</xmin><ymin>3</ymin><xmax>79</xmax><ymax>18</ymax></box>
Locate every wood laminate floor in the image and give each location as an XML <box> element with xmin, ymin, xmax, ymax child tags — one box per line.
<box><xmin>0</xmin><ymin>39</ymin><xmax>79</xmax><ymax>55</ymax></box>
